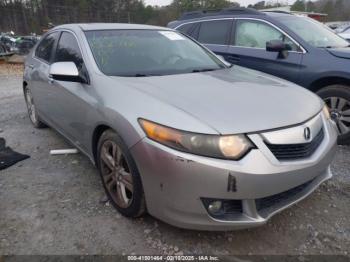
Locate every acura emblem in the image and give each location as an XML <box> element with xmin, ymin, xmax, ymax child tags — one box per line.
<box><xmin>304</xmin><ymin>127</ymin><xmax>311</xmax><ymax>141</ymax></box>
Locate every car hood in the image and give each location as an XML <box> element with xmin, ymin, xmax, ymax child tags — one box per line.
<box><xmin>327</xmin><ymin>47</ymin><xmax>350</xmax><ymax>59</ymax></box>
<box><xmin>111</xmin><ymin>66</ymin><xmax>323</xmax><ymax>135</ymax></box>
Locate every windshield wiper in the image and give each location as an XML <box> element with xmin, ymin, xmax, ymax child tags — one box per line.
<box><xmin>192</xmin><ymin>68</ymin><xmax>217</xmax><ymax>73</ymax></box>
<box><xmin>319</xmin><ymin>45</ymin><xmax>349</xmax><ymax>49</ymax></box>
<box><xmin>133</xmin><ymin>73</ymin><xmax>160</xmax><ymax>77</ymax></box>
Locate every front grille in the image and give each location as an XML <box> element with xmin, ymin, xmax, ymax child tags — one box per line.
<box><xmin>265</xmin><ymin>128</ymin><xmax>324</xmax><ymax>160</ymax></box>
<box><xmin>256</xmin><ymin>179</ymin><xmax>314</xmax><ymax>212</ymax></box>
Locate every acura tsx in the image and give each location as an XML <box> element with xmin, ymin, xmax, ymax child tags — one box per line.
<box><xmin>23</xmin><ymin>23</ymin><xmax>337</xmax><ymax>230</ymax></box>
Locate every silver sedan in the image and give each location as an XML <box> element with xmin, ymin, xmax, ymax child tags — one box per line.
<box><xmin>23</xmin><ymin>23</ymin><xmax>338</xmax><ymax>230</ymax></box>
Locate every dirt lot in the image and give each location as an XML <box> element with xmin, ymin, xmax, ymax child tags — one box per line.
<box><xmin>0</xmin><ymin>66</ymin><xmax>349</xmax><ymax>256</ymax></box>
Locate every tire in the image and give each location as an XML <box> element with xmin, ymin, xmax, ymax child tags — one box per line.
<box><xmin>97</xmin><ymin>129</ymin><xmax>146</xmax><ymax>217</ymax></box>
<box><xmin>23</xmin><ymin>87</ymin><xmax>47</xmax><ymax>128</ymax></box>
<box><xmin>317</xmin><ymin>85</ymin><xmax>350</xmax><ymax>145</ymax></box>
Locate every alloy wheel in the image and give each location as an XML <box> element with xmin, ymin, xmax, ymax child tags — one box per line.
<box><xmin>100</xmin><ymin>140</ymin><xmax>134</xmax><ymax>208</ymax></box>
<box><xmin>324</xmin><ymin>96</ymin><xmax>350</xmax><ymax>135</ymax></box>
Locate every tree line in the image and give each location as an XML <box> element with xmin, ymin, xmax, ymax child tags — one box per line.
<box><xmin>1</xmin><ymin>0</ymin><xmax>350</xmax><ymax>35</ymax></box>
<box><xmin>290</xmin><ymin>0</ymin><xmax>350</xmax><ymax>21</ymax></box>
<box><xmin>250</xmin><ymin>0</ymin><xmax>350</xmax><ymax>21</ymax></box>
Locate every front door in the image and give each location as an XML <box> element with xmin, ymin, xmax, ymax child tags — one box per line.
<box><xmin>48</xmin><ymin>31</ymin><xmax>91</xmax><ymax>150</ymax></box>
<box><xmin>226</xmin><ymin>19</ymin><xmax>304</xmax><ymax>84</ymax></box>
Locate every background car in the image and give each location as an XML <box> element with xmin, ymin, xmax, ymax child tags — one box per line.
<box><xmin>0</xmin><ymin>42</ymin><xmax>6</xmax><ymax>54</ymax></box>
<box><xmin>168</xmin><ymin>8</ymin><xmax>350</xmax><ymax>145</ymax></box>
<box><xmin>338</xmin><ymin>26</ymin><xmax>350</xmax><ymax>42</ymax></box>
<box><xmin>23</xmin><ymin>23</ymin><xmax>337</xmax><ymax>230</ymax></box>
<box><xmin>0</xmin><ymin>34</ymin><xmax>17</xmax><ymax>53</ymax></box>
<box><xmin>15</xmin><ymin>36</ymin><xmax>40</xmax><ymax>55</ymax></box>
<box><xmin>0</xmin><ymin>33</ymin><xmax>39</xmax><ymax>55</ymax></box>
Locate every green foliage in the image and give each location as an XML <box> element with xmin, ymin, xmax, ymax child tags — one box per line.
<box><xmin>291</xmin><ymin>0</ymin><xmax>306</xmax><ymax>11</ymax></box>
<box><xmin>249</xmin><ymin>1</ymin><xmax>290</xmax><ymax>10</ymax></box>
<box><xmin>1</xmin><ymin>0</ymin><xmax>350</xmax><ymax>34</ymax></box>
<box><xmin>273</xmin><ymin>0</ymin><xmax>350</xmax><ymax>21</ymax></box>
<box><xmin>305</xmin><ymin>1</ymin><xmax>316</xmax><ymax>12</ymax></box>
<box><xmin>171</xmin><ymin>0</ymin><xmax>237</xmax><ymax>12</ymax></box>
<box><xmin>248</xmin><ymin>1</ymin><xmax>266</xmax><ymax>9</ymax></box>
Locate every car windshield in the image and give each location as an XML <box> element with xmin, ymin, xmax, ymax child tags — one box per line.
<box><xmin>279</xmin><ymin>16</ymin><xmax>349</xmax><ymax>48</ymax></box>
<box><xmin>84</xmin><ymin>29</ymin><xmax>225</xmax><ymax>77</ymax></box>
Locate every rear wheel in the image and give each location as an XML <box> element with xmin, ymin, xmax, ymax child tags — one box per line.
<box><xmin>24</xmin><ymin>87</ymin><xmax>47</xmax><ymax>128</ymax></box>
<box><xmin>317</xmin><ymin>85</ymin><xmax>350</xmax><ymax>145</ymax></box>
<box><xmin>97</xmin><ymin>130</ymin><xmax>146</xmax><ymax>217</ymax></box>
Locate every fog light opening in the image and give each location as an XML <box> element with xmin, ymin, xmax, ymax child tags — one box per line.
<box><xmin>208</xmin><ymin>200</ymin><xmax>222</xmax><ymax>215</ymax></box>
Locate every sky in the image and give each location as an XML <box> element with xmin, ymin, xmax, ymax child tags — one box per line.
<box><xmin>144</xmin><ymin>0</ymin><xmax>296</xmax><ymax>7</ymax></box>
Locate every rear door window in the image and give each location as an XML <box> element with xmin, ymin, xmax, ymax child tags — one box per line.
<box><xmin>177</xmin><ymin>23</ymin><xmax>196</xmax><ymax>35</ymax></box>
<box><xmin>197</xmin><ymin>20</ymin><xmax>231</xmax><ymax>45</ymax></box>
<box><xmin>35</xmin><ymin>32</ymin><xmax>60</xmax><ymax>63</ymax></box>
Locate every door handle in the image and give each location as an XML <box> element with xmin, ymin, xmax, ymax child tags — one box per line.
<box><xmin>48</xmin><ymin>77</ymin><xmax>54</xmax><ymax>84</ymax></box>
<box><xmin>28</xmin><ymin>64</ymin><xmax>34</xmax><ymax>69</ymax></box>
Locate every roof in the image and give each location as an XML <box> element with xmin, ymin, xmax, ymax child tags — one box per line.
<box><xmin>294</xmin><ymin>11</ymin><xmax>327</xmax><ymax>17</ymax></box>
<box><xmin>53</xmin><ymin>23</ymin><xmax>170</xmax><ymax>31</ymax></box>
<box><xmin>179</xmin><ymin>8</ymin><xmax>263</xmax><ymax>21</ymax></box>
<box><xmin>264</xmin><ymin>12</ymin><xmax>293</xmax><ymax>18</ymax></box>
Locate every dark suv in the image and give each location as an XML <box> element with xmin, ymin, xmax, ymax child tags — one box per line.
<box><xmin>168</xmin><ymin>8</ymin><xmax>350</xmax><ymax>144</ymax></box>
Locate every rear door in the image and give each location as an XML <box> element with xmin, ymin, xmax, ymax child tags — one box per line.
<box><xmin>183</xmin><ymin>19</ymin><xmax>233</xmax><ymax>57</ymax></box>
<box><xmin>227</xmin><ymin>19</ymin><xmax>304</xmax><ymax>84</ymax></box>
<box><xmin>176</xmin><ymin>23</ymin><xmax>198</xmax><ymax>36</ymax></box>
<box><xmin>30</xmin><ymin>31</ymin><xmax>60</xmax><ymax>121</ymax></box>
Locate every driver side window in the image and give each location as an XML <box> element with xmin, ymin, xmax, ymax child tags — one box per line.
<box><xmin>234</xmin><ymin>20</ymin><xmax>299</xmax><ymax>51</ymax></box>
<box><xmin>54</xmin><ymin>32</ymin><xmax>84</xmax><ymax>70</ymax></box>
<box><xmin>53</xmin><ymin>31</ymin><xmax>90</xmax><ymax>83</ymax></box>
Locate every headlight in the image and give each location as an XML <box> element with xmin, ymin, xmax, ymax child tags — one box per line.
<box><xmin>139</xmin><ymin>119</ymin><xmax>254</xmax><ymax>160</ymax></box>
<box><xmin>323</xmin><ymin>105</ymin><xmax>330</xmax><ymax>120</ymax></box>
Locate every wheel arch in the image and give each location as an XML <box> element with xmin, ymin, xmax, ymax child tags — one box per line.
<box><xmin>91</xmin><ymin>124</ymin><xmax>111</xmax><ymax>165</ymax></box>
<box><xmin>91</xmin><ymin>122</ymin><xmax>143</xmax><ymax>164</ymax></box>
<box><xmin>23</xmin><ymin>81</ymin><xmax>28</xmax><ymax>90</ymax></box>
<box><xmin>309</xmin><ymin>76</ymin><xmax>350</xmax><ymax>92</ymax></box>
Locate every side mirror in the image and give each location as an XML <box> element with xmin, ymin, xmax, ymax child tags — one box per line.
<box><xmin>49</xmin><ymin>62</ymin><xmax>85</xmax><ymax>83</ymax></box>
<box><xmin>266</xmin><ymin>40</ymin><xmax>290</xmax><ymax>59</ymax></box>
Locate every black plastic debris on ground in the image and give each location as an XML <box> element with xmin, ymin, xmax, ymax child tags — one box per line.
<box><xmin>0</xmin><ymin>137</ymin><xmax>29</xmax><ymax>170</ymax></box>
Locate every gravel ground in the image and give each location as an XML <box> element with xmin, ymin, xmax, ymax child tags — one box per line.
<box><xmin>0</xmin><ymin>64</ymin><xmax>23</xmax><ymax>77</ymax></box>
<box><xmin>0</xmin><ymin>73</ymin><xmax>349</xmax><ymax>256</ymax></box>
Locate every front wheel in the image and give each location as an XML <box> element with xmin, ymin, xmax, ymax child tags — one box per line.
<box><xmin>97</xmin><ymin>129</ymin><xmax>146</xmax><ymax>217</ymax></box>
<box><xmin>317</xmin><ymin>85</ymin><xmax>350</xmax><ymax>145</ymax></box>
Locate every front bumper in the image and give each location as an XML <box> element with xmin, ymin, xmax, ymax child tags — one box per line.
<box><xmin>130</xmin><ymin>114</ymin><xmax>338</xmax><ymax>230</ymax></box>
